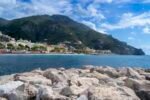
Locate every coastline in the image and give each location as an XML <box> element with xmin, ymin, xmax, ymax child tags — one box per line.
<box><xmin>0</xmin><ymin>66</ymin><xmax>149</xmax><ymax>100</ymax></box>
<box><xmin>0</xmin><ymin>52</ymin><xmax>110</xmax><ymax>57</ymax></box>
<box><xmin>0</xmin><ymin>53</ymin><xmax>146</xmax><ymax>56</ymax></box>
<box><xmin>0</xmin><ymin>53</ymin><xmax>86</xmax><ymax>56</ymax></box>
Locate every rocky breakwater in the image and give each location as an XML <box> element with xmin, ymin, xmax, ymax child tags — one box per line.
<box><xmin>0</xmin><ymin>66</ymin><xmax>149</xmax><ymax>100</ymax></box>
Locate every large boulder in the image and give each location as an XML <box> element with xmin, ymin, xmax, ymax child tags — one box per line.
<box><xmin>0</xmin><ymin>81</ymin><xmax>24</xmax><ymax>97</ymax></box>
<box><xmin>70</xmin><ymin>77</ymin><xmax>99</xmax><ymax>87</ymax></box>
<box><xmin>80</xmin><ymin>71</ymin><xmax>109</xmax><ymax>80</ymax></box>
<box><xmin>7</xmin><ymin>83</ymin><xmax>38</xmax><ymax>100</ymax></box>
<box><xmin>0</xmin><ymin>75</ymin><xmax>14</xmax><ymax>85</ymax></box>
<box><xmin>140</xmin><ymin>72</ymin><xmax>150</xmax><ymax>81</ymax></box>
<box><xmin>125</xmin><ymin>78</ymin><xmax>150</xmax><ymax>100</ymax></box>
<box><xmin>8</xmin><ymin>90</ymin><xmax>29</xmax><ymax>100</ymax></box>
<box><xmin>64</xmin><ymin>68</ymin><xmax>80</xmax><ymax>79</ymax></box>
<box><xmin>88</xmin><ymin>85</ymin><xmax>140</xmax><ymax>100</ymax></box>
<box><xmin>145</xmin><ymin>74</ymin><xmax>150</xmax><ymax>81</ymax></box>
<box><xmin>14</xmin><ymin>73</ymin><xmax>52</xmax><ymax>85</ymax></box>
<box><xmin>95</xmin><ymin>66</ymin><xmax>120</xmax><ymax>78</ymax></box>
<box><xmin>126</xmin><ymin>68</ymin><xmax>145</xmax><ymax>79</ymax></box>
<box><xmin>43</xmin><ymin>69</ymin><xmax>68</xmax><ymax>84</ymax></box>
<box><xmin>60</xmin><ymin>85</ymin><xmax>88</xmax><ymax>96</ymax></box>
<box><xmin>60</xmin><ymin>77</ymin><xmax>99</xmax><ymax>96</ymax></box>
<box><xmin>36</xmin><ymin>85</ymin><xmax>67</xmax><ymax>100</ymax></box>
<box><xmin>77</xmin><ymin>95</ymin><xmax>88</xmax><ymax>100</ymax></box>
<box><xmin>0</xmin><ymin>97</ymin><xmax>7</xmax><ymax>100</ymax></box>
<box><xmin>30</xmin><ymin>69</ymin><xmax>44</xmax><ymax>75</ymax></box>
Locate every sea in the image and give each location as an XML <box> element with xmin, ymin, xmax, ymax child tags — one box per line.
<box><xmin>0</xmin><ymin>54</ymin><xmax>150</xmax><ymax>75</ymax></box>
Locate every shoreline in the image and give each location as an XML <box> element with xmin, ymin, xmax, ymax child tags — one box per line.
<box><xmin>0</xmin><ymin>53</ymin><xmax>146</xmax><ymax>57</ymax></box>
<box><xmin>0</xmin><ymin>53</ymin><xmax>86</xmax><ymax>56</ymax></box>
<box><xmin>0</xmin><ymin>66</ymin><xmax>149</xmax><ymax>100</ymax></box>
<box><xmin>0</xmin><ymin>53</ymin><xmax>147</xmax><ymax>56</ymax></box>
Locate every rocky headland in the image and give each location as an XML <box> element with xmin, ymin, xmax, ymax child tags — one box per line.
<box><xmin>0</xmin><ymin>66</ymin><xmax>150</xmax><ymax>100</ymax></box>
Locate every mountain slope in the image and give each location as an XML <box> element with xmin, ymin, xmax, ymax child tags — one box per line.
<box><xmin>0</xmin><ymin>15</ymin><xmax>145</xmax><ymax>55</ymax></box>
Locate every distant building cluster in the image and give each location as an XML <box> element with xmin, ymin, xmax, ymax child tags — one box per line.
<box><xmin>0</xmin><ymin>32</ymin><xmax>112</xmax><ymax>54</ymax></box>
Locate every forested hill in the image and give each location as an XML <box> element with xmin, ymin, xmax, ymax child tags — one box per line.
<box><xmin>0</xmin><ymin>15</ymin><xmax>145</xmax><ymax>55</ymax></box>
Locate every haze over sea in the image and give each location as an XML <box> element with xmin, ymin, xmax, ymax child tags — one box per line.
<box><xmin>0</xmin><ymin>54</ymin><xmax>150</xmax><ymax>75</ymax></box>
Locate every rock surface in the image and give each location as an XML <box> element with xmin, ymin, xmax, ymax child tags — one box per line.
<box><xmin>0</xmin><ymin>66</ymin><xmax>149</xmax><ymax>100</ymax></box>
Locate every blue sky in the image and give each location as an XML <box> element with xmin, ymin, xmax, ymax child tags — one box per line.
<box><xmin>0</xmin><ymin>0</ymin><xmax>150</xmax><ymax>54</ymax></box>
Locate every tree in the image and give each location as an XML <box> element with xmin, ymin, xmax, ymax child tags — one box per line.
<box><xmin>17</xmin><ymin>44</ymin><xmax>25</xmax><ymax>50</ymax></box>
<box><xmin>51</xmin><ymin>47</ymin><xmax>65</xmax><ymax>52</ymax></box>
<box><xmin>25</xmin><ymin>45</ymin><xmax>30</xmax><ymax>51</ymax></box>
<box><xmin>31</xmin><ymin>45</ymin><xmax>47</xmax><ymax>51</ymax></box>
<box><xmin>7</xmin><ymin>43</ymin><xmax>15</xmax><ymax>50</ymax></box>
<box><xmin>0</xmin><ymin>43</ymin><xmax>5</xmax><ymax>49</ymax></box>
<box><xmin>39</xmin><ymin>45</ymin><xmax>47</xmax><ymax>51</ymax></box>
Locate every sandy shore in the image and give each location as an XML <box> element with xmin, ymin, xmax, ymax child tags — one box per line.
<box><xmin>0</xmin><ymin>65</ymin><xmax>150</xmax><ymax>100</ymax></box>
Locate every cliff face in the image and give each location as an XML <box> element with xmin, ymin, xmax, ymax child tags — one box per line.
<box><xmin>0</xmin><ymin>15</ymin><xmax>145</xmax><ymax>55</ymax></box>
<box><xmin>0</xmin><ymin>66</ymin><xmax>149</xmax><ymax>100</ymax></box>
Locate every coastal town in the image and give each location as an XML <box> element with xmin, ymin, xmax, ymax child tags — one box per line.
<box><xmin>0</xmin><ymin>32</ymin><xmax>112</xmax><ymax>54</ymax></box>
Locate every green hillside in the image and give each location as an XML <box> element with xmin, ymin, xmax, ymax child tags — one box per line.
<box><xmin>0</xmin><ymin>15</ymin><xmax>145</xmax><ymax>55</ymax></box>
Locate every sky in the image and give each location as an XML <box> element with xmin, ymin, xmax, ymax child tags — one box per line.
<box><xmin>0</xmin><ymin>0</ymin><xmax>150</xmax><ymax>54</ymax></box>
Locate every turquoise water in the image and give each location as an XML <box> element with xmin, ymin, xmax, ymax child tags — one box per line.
<box><xmin>0</xmin><ymin>54</ymin><xmax>150</xmax><ymax>75</ymax></box>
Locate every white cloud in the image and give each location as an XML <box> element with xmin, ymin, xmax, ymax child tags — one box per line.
<box><xmin>27</xmin><ymin>0</ymin><xmax>72</xmax><ymax>16</ymax></box>
<box><xmin>87</xmin><ymin>4</ymin><xmax>105</xmax><ymax>19</ymax></box>
<box><xmin>128</xmin><ymin>37</ymin><xmax>135</xmax><ymax>40</ymax></box>
<box><xmin>75</xmin><ymin>4</ymin><xmax>88</xmax><ymax>17</ymax></box>
<box><xmin>101</xmin><ymin>12</ymin><xmax>150</xmax><ymax>30</ymax></box>
<box><xmin>0</xmin><ymin>0</ymin><xmax>72</xmax><ymax>19</ymax></box>
<box><xmin>143</xmin><ymin>27</ymin><xmax>150</xmax><ymax>34</ymax></box>
<box><xmin>0</xmin><ymin>0</ymin><xmax>16</xmax><ymax>6</ymax></box>
<box><xmin>94</xmin><ymin>0</ymin><xmax>132</xmax><ymax>4</ymax></box>
<box><xmin>97</xmin><ymin>28</ymin><xmax>107</xmax><ymax>34</ymax></box>
<box><xmin>0</xmin><ymin>0</ymin><xmax>148</xmax><ymax>36</ymax></box>
<box><xmin>139</xmin><ymin>45</ymin><xmax>150</xmax><ymax>54</ymax></box>
<box><xmin>143</xmin><ymin>0</ymin><xmax>150</xmax><ymax>3</ymax></box>
<box><xmin>0</xmin><ymin>0</ymin><xmax>107</xmax><ymax>33</ymax></box>
<box><xmin>0</xmin><ymin>0</ymin><xmax>106</xmax><ymax>21</ymax></box>
<box><xmin>82</xmin><ymin>20</ymin><xmax>107</xmax><ymax>34</ymax></box>
<box><xmin>71</xmin><ymin>2</ymin><xmax>106</xmax><ymax>32</ymax></box>
<box><xmin>94</xmin><ymin>0</ymin><xmax>113</xmax><ymax>3</ymax></box>
<box><xmin>82</xmin><ymin>20</ymin><xmax>97</xmax><ymax>30</ymax></box>
<box><xmin>121</xmin><ymin>12</ymin><xmax>133</xmax><ymax>19</ymax></box>
<box><xmin>74</xmin><ymin>3</ymin><xmax>105</xmax><ymax>21</ymax></box>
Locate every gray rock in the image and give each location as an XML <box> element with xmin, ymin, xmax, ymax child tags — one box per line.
<box><xmin>0</xmin><ymin>75</ymin><xmax>14</xmax><ymax>85</ymax></box>
<box><xmin>1</xmin><ymin>67</ymin><xmax>149</xmax><ymax>100</ymax></box>
<box><xmin>14</xmin><ymin>73</ymin><xmax>52</xmax><ymax>85</ymax></box>
<box><xmin>7</xmin><ymin>83</ymin><xmax>38</xmax><ymax>100</ymax></box>
<box><xmin>0</xmin><ymin>97</ymin><xmax>7</xmax><ymax>100</ymax></box>
<box><xmin>36</xmin><ymin>85</ymin><xmax>67</xmax><ymax>100</ymax></box>
<box><xmin>125</xmin><ymin>78</ymin><xmax>150</xmax><ymax>100</ymax></box>
<box><xmin>95</xmin><ymin>66</ymin><xmax>120</xmax><ymax>78</ymax></box>
<box><xmin>0</xmin><ymin>81</ymin><xmax>24</xmax><ymax>97</ymax></box>
<box><xmin>8</xmin><ymin>90</ymin><xmax>28</xmax><ymax>100</ymax></box>
<box><xmin>80</xmin><ymin>71</ymin><xmax>109</xmax><ymax>80</ymax></box>
<box><xmin>141</xmin><ymin>73</ymin><xmax>150</xmax><ymax>81</ymax></box>
<box><xmin>70</xmin><ymin>77</ymin><xmax>99</xmax><ymax>87</ymax></box>
<box><xmin>77</xmin><ymin>95</ymin><xmax>88</xmax><ymax>100</ymax></box>
<box><xmin>88</xmin><ymin>85</ymin><xmax>140</xmax><ymax>100</ymax></box>
<box><xmin>145</xmin><ymin>75</ymin><xmax>150</xmax><ymax>81</ymax></box>
<box><xmin>43</xmin><ymin>69</ymin><xmax>68</xmax><ymax>84</ymax></box>
<box><xmin>127</xmin><ymin>68</ymin><xmax>145</xmax><ymax>79</ymax></box>
<box><xmin>60</xmin><ymin>85</ymin><xmax>88</xmax><ymax>96</ymax></box>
